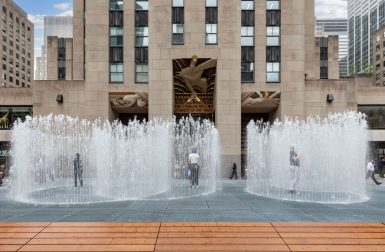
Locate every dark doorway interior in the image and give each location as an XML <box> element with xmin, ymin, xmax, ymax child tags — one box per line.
<box><xmin>241</xmin><ymin>113</ymin><xmax>269</xmax><ymax>178</ymax></box>
<box><xmin>118</xmin><ymin>113</ymin><xmax>148</xmax><ymax>125</ymax></box>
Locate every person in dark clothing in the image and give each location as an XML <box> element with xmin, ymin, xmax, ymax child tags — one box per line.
<box><xmin>74</xmin><ymin>153</ymin><xmax>83</xmax><ymax>187</ymax></box>
<box><xmin>379</xmin><ymin>157</ymin><xmax>385</xmax><ymax>178</ymax></box>
<box><xmin>289</xmin><ymin>145</ymin><xmax>300</xmax><ymax>194</ymax></box>
<box><xmin>230</xmin><ymin>161</ymin><xmax>238</xmax><ymax>179</ymax></box>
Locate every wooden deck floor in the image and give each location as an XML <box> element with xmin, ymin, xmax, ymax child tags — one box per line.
<box><xmin>1</xmin><ymin>222</ymin><xmax>385</xmax><ymax>251</ymax></box>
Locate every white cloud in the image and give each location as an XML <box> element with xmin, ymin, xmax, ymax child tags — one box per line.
<box><xmin>315</xmin><ymin>0</ymin><xmax>347</xmax><ymax>19</ymax></box>
<box><xmin>28</xmin><ymin>14</ymin><xmax>45</xmax><ymax>29</ymax></box>
<box><xmin>54</xmin><ymin>2</ymin><xmax>72</xmax><ymax>11</ymax></box>
<box><xmin>57</xmin><ymin>10</ymin><xmax>73</xmax><ymax>16</ymax></box>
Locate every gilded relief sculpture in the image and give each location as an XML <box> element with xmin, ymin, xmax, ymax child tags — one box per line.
<box><xmin>176</xmin><ymin>55</ymin><xmax>217</xmax><ymax>103</ymax></box>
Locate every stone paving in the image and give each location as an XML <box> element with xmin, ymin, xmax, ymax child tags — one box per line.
<box><xmin>1</xmin><ymin>179</ymin><xmax>385</xmax><ymax>222</ymax></box>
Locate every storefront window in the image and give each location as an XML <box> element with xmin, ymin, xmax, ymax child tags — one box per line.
<box><xmin>0</xmin><ymin>106</ymin><xmax>32</xmax><ymax>130</ymax></box>
<box><xmin>358</xmin><ymin>105</ymin><xmax>385</xmax><ymax>129</ymax></box>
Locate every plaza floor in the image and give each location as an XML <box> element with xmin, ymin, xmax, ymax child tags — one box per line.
<box><xmin>1</xmin><ymin>179</ymin><xmax>385</xmax><ymax>222</ymax></box>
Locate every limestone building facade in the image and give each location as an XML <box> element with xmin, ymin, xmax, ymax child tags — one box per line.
<box><xmin>1</xmin><ymin>0</ymin><xmax>385</xmax><ymax>176</ymax></box>
<box><xmin>0</xmin><ymin>0</ymin><xmax>33</xmax><ymax>88</ymax></box>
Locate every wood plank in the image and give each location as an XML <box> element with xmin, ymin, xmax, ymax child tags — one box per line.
<box><xmin>158</xmin><ymin>232</ymin><xmax>280</xmax><ymax>238</ymax></box>
<box><xmin>154</xmin><ymin>244</ymin><xmax>290</xmax><ymax>251</ymax></box>
<box><xmin>289</xmin><ymin>244</ymin><xmax>385</xmax><ymax>252</ymax></box>
<box><xmin>156</xmin><ymin>237</ymin><xmax>285</xmax><ymax>245</ymax></box>
<box><xmin>284</xmin><ymin>238</ymin><xmax>385</xmax><ymax>245</ymax></box>
<box><xmin>273</xmin><ymin>222</ymin><xmax>385</xmax><ymax>227</ymax></box>
<box><xmin>0</xmin><ymin>223</ymin><xmax>49</xmax><ymax>227</ymax></box>
<box><xmin>161</xmin><ymin>222</ymin><xmax>272</xmax><ymax>227</ymax></box>
<box><xmin>275</xmin><ymin>227</ymin><xmax>385</xmax><ymax>233</ymax></box>
<box><xmin>19</xmin><ymin>244</ymin><xmax>154</xmax><ymax>252</ymax></box>
<box><xmin>27</xmin><ymin>238</ymin><xmax>156</xmax><ymax>245</ymax></box>
<box><xmin>48</xmin><ymin>222</ymin><xmax>160</xmax><ymax>227</ymax></box>
<box><xmin>280</xmin><ymin>232</ymin><xmax>385</xmax><ymax>239</ymax></box>
<box><xmin>0</xmin><ymin>234</ymin><xmax>36</xmax><ymax>239</ymax></box>
<box><xmin>0</xmin><ymin>245</ymin><xmax>23</xmax><ymax>252</ymax></box>
<box><xmin>159</xmin><ymin>227</ymin><xmax>276</xmax><ymax>232</ymax></box>
<box><xmin>35</xmin><ymin>232</ymin><xmax>158</xmax><ymax>239</ymax></box>
<box><xmin>0</xmin><ymin>239</ymin><xmax>30</xmax><ymax>245</ymax></box>
<box><xmin>0</xmin><ymin>228</ymin><xmax>43</xmax><ymax>233</ymax></box>
<box><xmin>41</xmin><ymin>227</ymin><xmax>159</xmax><ymax>233</ymax></box>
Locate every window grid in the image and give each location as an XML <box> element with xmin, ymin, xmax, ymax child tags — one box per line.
<box><xmin>266</xmin><ymin>0</ymin><xmax>280</xmax><ymax>83</ymax></box>
<box><xmin>172</xmin><ymin>0</ymin><xmax>184</xmax><ymax>45</ymax></box>
<box><xmin>241</xmin><ymin>0</ymin><xmax>255</xmax><ymax>83</ymax></box>
<box><xmin>205</xmin><ymin>0</ymin><xmax>218</xmax><ymax>45</ymax></box>
<box><xmin>109</xmin><ymin>0</ymin><xmax>124</xmax><ymax>83</ymax></box>
<box><xmin>135</xmin><ymin>0</ymin><xmax>148</xmax><ymax>83</ymax></box>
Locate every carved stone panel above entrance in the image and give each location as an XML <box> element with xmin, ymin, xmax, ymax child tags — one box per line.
<box><xmin>173</xmin><ymin>56</ymin><xmax>217</xmax><ymax>115</ymax></box>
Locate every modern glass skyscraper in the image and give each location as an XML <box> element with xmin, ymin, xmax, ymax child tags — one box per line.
<box><xmin>316</xmin><ymin>19</ymin><xmax>348</xmax><ymax>77</ymax></box>
<box><xmin>348</xmin><ymin>0</ymin><xmax>385</xmax><ymax>74</ymax></box>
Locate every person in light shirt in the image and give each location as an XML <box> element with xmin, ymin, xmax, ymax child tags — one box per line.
<box><xmin>366</xmin><ymin>160</ymin><xmax>382</xmax><ymax>185</ymax></box>
<box><xmin>189</xmin><ymin>147</ymin><xmax>200</xmax><ymax>189</ymax></box>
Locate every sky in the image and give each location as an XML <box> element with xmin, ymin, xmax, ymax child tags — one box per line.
<box><xmin>13</xmin><ymin>0</ymin><xmax>348</xmax><ymax>68</ymax></box>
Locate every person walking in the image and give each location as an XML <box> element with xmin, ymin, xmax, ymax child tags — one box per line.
<box><xmin>289</xmin><ymin>145</ymin><xmax>300</xmax><ymax>194</ymax></box>
<box><xmin>366</xmin><ymin>160</ymin><xmax>382</xmax><ymax>185</ymax></box>
<box><xmin>189</xmin><ymin>147</ymin><xmax>200</xmax><ymax>189</ymax></box>
<box><xmin>229</xmin><ymin>161</ymin><xmax>238</xmax><ymax>179</ymax></box>
<box><xmin>74</xmin><ymin>153</ymin><xmax>84</xmax><ymax>187</ymax></box>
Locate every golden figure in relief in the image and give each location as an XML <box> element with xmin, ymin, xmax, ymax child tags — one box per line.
<box><xmin>176</xmin><ymin>55</ymin><xmax>217</xmax><ymax>103</ymax></box>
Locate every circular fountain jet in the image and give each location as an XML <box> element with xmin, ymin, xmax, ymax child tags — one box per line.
<box><xmin>10</xmin><ymin>115</ymin><xmax>219</xmax><ymax>204</ymax></box>
<box><xmin>247</xmin><ymin>112</ymin><xmax>369</xmax><ymax>204</ymax></box>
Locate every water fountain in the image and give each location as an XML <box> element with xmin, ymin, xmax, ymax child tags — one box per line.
<box><xmin>247</xmin><ymin>112</ymin><xmax>369</xmax><ymax>204</ymax></box>
<box><xmin>11</xmin><ymin>115</ymin><xmax>219</xmax><ymax>204</ymax></box>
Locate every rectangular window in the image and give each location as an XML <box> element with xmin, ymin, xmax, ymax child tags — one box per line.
<box><xmin>110</xmin><ymin>63</ymin><xmax>123</xmax><ymax>83</ymax></box>
<box><xmin>205</xmin><ymin>0</ymin><xmax>218</xmax><ymax>44</ymax></box>
<box><xmin>266</xmin><ymin>0</ymin><xmax>280</xmax><ymax>83</ymax></box>
<box><xmin>135</xmin><ymin>64</ymin><xmax>148</xmax><ymax>83</ymax></box>
<box><xmin>172</xmin><ymin>0</ymin><xmax>184</xmax><ymax>45</ymax></box>
<box><xmin>206</xmin><ymin>24</ymin><xmax>217</xmax><ymax>44</ymax></box>
<box><xmin>266</xmin><ymin>0</ymin><xmax>280</xmax><ymax>10</ymax></box>
<box><xmin>266</xmin><ymin>62</ymin><xmax>280</xmax><ymax>82</ymax></box>
<box><xmin>110</xmin><ymin>0</ymin><xmax>124</xmax><ymax>83</ymax></box>
<box><xmin>135</xmin><ymin>27</ymin><xmax>148</xmax><ymax>46</ymax></box>
<box><xmin>241</xmin><ymin>0</ymin><xmax>255</xmax><ymax>83</ymax></box>
<box><xmin>266</xmin><ymin>26</ymin><xmax>280</xmax><ymax>46</ymax></box>
<box><xmin>135</xmin><ymin>0</ymin><xmax>148</xmax><ymax>83</ymax></box>
<box><xmin>110</xmin><ymin>0</ymin><xmax>123</xmax><ymax>10</ymax></box>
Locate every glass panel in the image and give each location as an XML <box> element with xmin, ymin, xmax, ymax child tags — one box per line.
<box><xmin>206</xmin><ymin>34</ymin><xmax>217</xmax><ymax>44</ymax></box>
<box><xmin>111</xmin><ymin>73</ymin><xmax>123</xmax><ymax>82</ymax></box>
<box><xmin>241</xmin><ymin>1</ymin><xmax>254</xmax><ymax>10</ymax></box>
<box><xmin>110</xmin><ymin>27</ymin><xmax>123</xmax><ymax>36</ymax></box>
<box><xmin>266</xmin><ymin>37</ymin><xmax>280</xmax><ymax>46</ymax></box>
<box><xmin>110</xmin><ymin>0</ymin><xmax>123</xmax><ymax>10</ymax></box>
<box><xmin>206</xmin><ymin>0</ymin><xmax>217</xmax><ymax>7</ymax></box>
<box><xmin>206</xmin><ymin>24</ymin><xmax>217</xmax><ymax>33</ymax></box>
<box><xmin>135</xmin><ymin>27</ymin><xmax>149</xmax><ymax>36</ymax></box>
<box><xmin>173</xmin><ymin>24</ymin><xmax>184</xmax><ymax>33</ymax></box>
<box><xmin>172</xmin><ymin>34</ymin><xmax>184</xmax><ymax>44</ymax></box>
<box><xmin>136</xmin><ymin>73</ymin><xmax>148</xmax><ymax>83</ymax></box>
<box><xmin>267</xmin><ymin>72</ymin><xmax>280</xmax><ymax>82</ymax></box>
<box><xmin>272</xmin><ymin>62</ymin><xmax>280</xmax><ymax>71</ymax></box>
<box><xmin>241</xmin><ymin>37</ymin><xmax>254</xmax><ymax>46</ymax></box>
<box><xmin>241</xmin><ymin>27</ymin><xmax>254</xmax><ymax>36</ymax></box>
<box><xmin>136</xmin><ymin>1</ymin><xmax>149</xmax><ymax>10</ymax></box>
<box><xmin>172</xmin><ymin>0</ymin><xmax>184</xmax><ymax>7</ymax></box>
<box><xmin>135</xmin><ymin>37</ymin><xmax>149</xmax><ymax>46</ymax></box>
<box><xmin>110</xmin><ymin>36</ymin><xmax>123</xmax><ymax>46</ymax></box>
<box><xmin>110</xmin><ymin>63</ymin><xmax>123</xmax><ymax>72</ymax></box>
<box><xmin>266</xmin><ymin>1</ymin><xmax>280</xmax><ymax>10</ymax></box>
<box><xmin>136</xmin><ymin>64</ymin><xmax>148</xmax><ymax>72</ymax></box>
<box><xmin>266</xmin><ymin>26</ymin><xmax>280</xmax><ymax>36</ymax></box>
